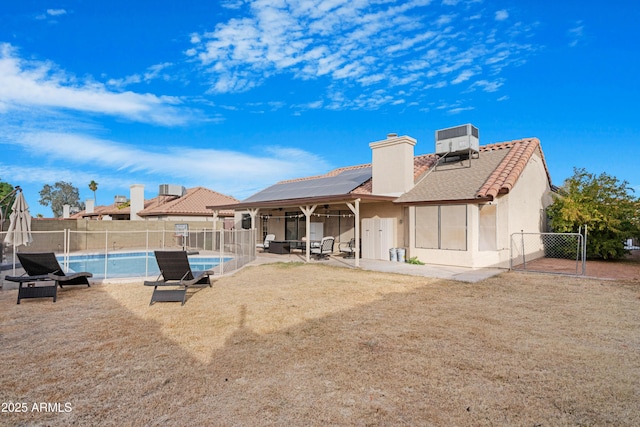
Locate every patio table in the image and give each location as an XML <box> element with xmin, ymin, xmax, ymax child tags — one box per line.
<box><xmin>268</xmin><ymin>241</ymin><xmax>290</xmax><ymax>254</ymax></box>
<box><xmin>268</xmin><ymin>240</ymin><xmax>310</xmax><ymax>254</ymax></box>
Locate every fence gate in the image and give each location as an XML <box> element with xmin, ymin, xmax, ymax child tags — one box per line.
<box><xmin>510</xmin><ymin>231</ymin><xmax>586</xmax><ymax>275</ymax></box>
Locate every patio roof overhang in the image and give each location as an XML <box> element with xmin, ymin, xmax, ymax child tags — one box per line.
<box><xmin>207</xmin><ymin>193</ymin><xmax>396</xmax><ymax>268</ymax></box>
<box><xmin>206</xmin><ymin>193</ymin><xmax>396</xmax><ymax>211</ymax></box>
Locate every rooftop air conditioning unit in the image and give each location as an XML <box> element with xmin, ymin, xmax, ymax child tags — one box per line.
<box><xmin>159</xmin><ymin>184</ymin><xmax>186</xmax><ymax>197</ymax></box>
<box><xmin>114</xmin><ymin>195</ymin><xmax>127</xmax><ymax>204</ymax></box>
<box><xmin>435</xmin><ymin>124</ymin><xmax>479</xmax><ymax>156</ymax></box>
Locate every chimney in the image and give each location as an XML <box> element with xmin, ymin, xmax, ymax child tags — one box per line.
<box><xmin>63</xmin><ymin>204</ymin><xmax>70</xmax><ymax>218</ymax></box>
<box><xmin>369</xmin><ymin>133</ymin><xmax>416</xmax><ymax>196</ymax></box>
<box><xmin>129</xmin><ymin>184</ymin><xmax>145</xmax><ymax>221</ymax></box>
<box><xmin>86</xmin><ymin>199</ymin><xmax>95</xmax><ymax>214</ymax></box>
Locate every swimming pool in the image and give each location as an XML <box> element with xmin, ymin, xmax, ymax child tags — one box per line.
<box><xmin>59</xmin><ymin>252</ymin><xmax>231</xmax><ymax>279</ymax></box>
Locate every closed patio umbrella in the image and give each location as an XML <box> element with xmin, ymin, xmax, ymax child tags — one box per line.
<box><xmin>4</xmin><ymin>190</ymin><xmax>33</xmax><ymax>274</ymax></box>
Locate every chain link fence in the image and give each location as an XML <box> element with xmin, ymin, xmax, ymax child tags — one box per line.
<box><xmin>510</xmin><ymin>231</ymin><xmax>586</xmax><ymax>275</ymax></box>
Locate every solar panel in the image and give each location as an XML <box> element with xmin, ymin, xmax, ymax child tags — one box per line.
<box><xmin>243</xmin><ymin>167</ymin><xmax>372</xmax><ymax>203</ymax></box>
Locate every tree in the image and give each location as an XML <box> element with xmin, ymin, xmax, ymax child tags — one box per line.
<box><xmin>88</xmin><ymin>180</ymin><xmax>98</xmax><ymax>203</ymax></box>
<box><xmin>39</xmin><ymin>181</ymin><xmax>84</xmax><ymax>218</ymax></box>
<box><xmin>547</xmin><ymin>168</ymin><xmax>640</xmax><ymax>260</ymax></box>
<box><xmin>0</xmin><ymin>179</ymin><xmax>14</xmax><ymax>204</ymax></box>
<box><xmin>0</xmin><ymin>179</ymin><xmax>15</xmax><ymax>227</ymax></box>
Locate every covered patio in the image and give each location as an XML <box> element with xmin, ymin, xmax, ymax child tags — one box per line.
<box><xmin>207</xmin><ymin>162</ymin><xmax>406</xmax><ymax>266</ymax></box>
<box><xmin>211</xmin><ymin>194</ymin><xmax>398</xmax><ymax>267</ymax></box>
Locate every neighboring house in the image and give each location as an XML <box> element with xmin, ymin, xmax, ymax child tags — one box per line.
<box><xmin>72</xmin><ymin>185</ymin><xmax>238</xmax><ymax>224</ymax></box>
<box><xmin>210</xmin><ymin>127</ymin><xmax>553</xmax><ymax>268</ymax></box>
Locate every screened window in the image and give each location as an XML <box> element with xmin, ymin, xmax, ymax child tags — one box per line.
<box><xmin>479</xmin><ymin>204</ymin><xmax>497</xmax><ymax>251</ymax></box>
<box><xmin>415</xmin><ymin>206</ymin><xmax>438</xmax><ymax>249</ymax></box>
<box><xmin>415</xmin><ymin>205</ymin><xmax>467</xmax><ymax>250</ymax></box>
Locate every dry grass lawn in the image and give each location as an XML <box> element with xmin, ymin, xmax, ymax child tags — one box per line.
<box><xmin>1</xmin><ymin>262</ymin><xmax>639</xmax><ymax>426</ymax></box>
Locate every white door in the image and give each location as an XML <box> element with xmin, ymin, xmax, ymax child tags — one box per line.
<box><xmin>361</xmin><ymin>218</ymin><xmax>396</xmax><ymax>260</ymax></box>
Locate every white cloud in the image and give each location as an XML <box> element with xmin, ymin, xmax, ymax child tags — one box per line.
<box><xmin>0</xmin><ymin>44</ymin><xmax>193</xmax><ymax>125</ymax></box>
<box><xmin>47</xmin><ymin>9</ymin><xmax>67</xmax><ymax>16</ymax></box>
<box><xmin>448</xmin><ymin>106</ymin><xmax>474</xmax><ymax>114</ymax></box>
<box><xmin>5</xmin><ymin>131</ymin><xmax>331</xmax><ymax>199</ymax></box>
<box><xmin>221</xmin><ymin>0</ymin><xmax>245</xmax><ymax>10</ymax></box>
<box><xmin>495</xmin><ymin>10</ymin><xmax>509</xmax><ymax>21</ymax></box>
<box><xmin>188</xmin><ymin>0</ymin><xmax>539</xmax><ymax>110</ymax></box>
<box><xmin>451</xmin><ymin>69</ymin><xmax>475</xmax><ymax>84</ymax></box>
<box><xmin>36</xmin><ymin>8</ymin><xmax>68</xmax><ymax>22</ymax></box>
<box><xmin>106</xmin><ymin>62</ymin><xmax>175</xmax><ymax>88</ymax></box>
<box><xmin>436</xmin><ymin>14</ymin><xmax>456</xmax><ymax>26</ymax></box>
<box><xmin>470</xmin><ymin>79</ymin><xmax>504</xmax><ymax>92</ymax></box>
<box><xmin>568</xmin><ymin>21</ymin><xmax>585</xmax><ymax>47</ymax></box>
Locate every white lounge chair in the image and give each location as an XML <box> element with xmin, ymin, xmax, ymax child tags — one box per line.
<box><xmin>256</xmin><ymin>234</ymin><xmax>275</xmax><ymax>252</ymax></box>
<box><xmin>311</xmin><ymin>236</ymin><xmax>335</xmax><ymax>260</ymax></box>
<box><xmin>339</xmin><ymin>238</ymin><xmax>358</xmax><ymax>258</ymax></box>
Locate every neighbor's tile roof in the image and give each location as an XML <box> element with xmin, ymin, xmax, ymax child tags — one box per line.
<box><xmin>72</xmin><ymin>187</ymin><xmax>238</xmax><ymax>219</ymax></box>
<box><xmin>395</xmin><ymin>138</ymin><xmax>549</xmax><ymax>203</ymax></box>
<box><xmin>70</xmin><ymin>202</ymin><xmax>133</xmax><ymax>218</ymax></box>
<box><xmin>138</xmin><ymin>187</ymin><xmax>238</xmax><ymax>217</ymax></box>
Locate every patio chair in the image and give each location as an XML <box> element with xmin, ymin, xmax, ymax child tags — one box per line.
<box><xmin>144</xmin><ymin>250</ymin><xmax>212</xmax><ymax>306</ymax></box>
<box><xmin>311</xmin><ymin>236</ymin><xmax>335</xmax><ymax>260</ymax></box>
<box><xmin>256</xmin><ymin>234</ymin><xmax>276</xmax><ymax>252</ymax></box>
<box><xmin>5</xmin><ymin>252</ymin><xmax>92</xmax><ymax>304</ymax></box>
<box><xmin>338</xmin><ymin>238</ymin><xmax>358</xmax><ymax>258</ymax></box>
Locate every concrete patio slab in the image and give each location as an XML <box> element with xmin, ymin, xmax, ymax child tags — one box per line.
<box><xmin>251</xmin><ymin>252</ymin><xmax>504</xmax><ymax>283</ymax></box>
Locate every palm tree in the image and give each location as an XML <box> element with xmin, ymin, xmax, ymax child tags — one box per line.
<box><xmin>88</xmin><ymin>180</ymin><xmax>98</xmax><ymax>204</ymax></box>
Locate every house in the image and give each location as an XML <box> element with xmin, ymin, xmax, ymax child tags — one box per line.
<box><xmin>72</xmin><ymin>185</ymin><xmax>238</xmax><ymax>226</ymax></box>
<box><xmin>209</xmin><ymin>126</ymin><xmax>553</xmax><ymax>268</ymax></box>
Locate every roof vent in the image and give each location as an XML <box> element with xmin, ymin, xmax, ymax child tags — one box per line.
<box><xmin>435</xmin><ymin>124</ymin><xmax>479</xmax><ymax>156</ymax></box>
<box><xmin>159</xmin><ymin>184</ymin><xmax>186</xmax><ymax>197</ymax></box>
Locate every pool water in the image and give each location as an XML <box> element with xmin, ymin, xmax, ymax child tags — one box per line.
<box><xmin>60</xmin><ymin>252</ymin><xmax>230</xmax><ymax>279</ymax></box>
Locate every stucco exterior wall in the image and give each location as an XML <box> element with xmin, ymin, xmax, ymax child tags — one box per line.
<box><xmin>247</xmin><ymin>201</ymin><xmax>405</xmax><ymax>254</ymax></box>
<box><xmin>360</xmin><ymin>201</ymin><xmax>405</xmax><ymax>252</ymax></box>
<box><xmin>505</xmin><ymin>153</ymin><xmax>552</xmax><ymax>237</ymax></box>
<box><xmin>405</xmin><ymin>152</ymin><xmax>552</xmax><ymax>268</ymax></box>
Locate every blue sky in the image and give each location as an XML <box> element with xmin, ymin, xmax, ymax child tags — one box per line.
<box><xmin>1</xmin><ymin>0</ymin><xmax>638</xmax><ymax>217</ymax></box>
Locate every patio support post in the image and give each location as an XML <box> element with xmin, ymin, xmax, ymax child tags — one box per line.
<box><xmin>300</xmin><ymin>205</ymin><xmax>317</xmax><ymax>263</ymax></box>
<box><xmin>211</xmin><ymin>210</ymin><xmax>219</xmax><ymax>228</ymax></box>
<box><xmin>247</xmin><ymin>208</ymin><xmax>259</xmax><ymax>230</ymax></box>
<box><xmin>346</xmin><ymin>198</ymin><xmax>360</xmax><ymax>267</ymax></box>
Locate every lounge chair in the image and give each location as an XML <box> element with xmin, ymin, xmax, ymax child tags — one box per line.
<box><xmin>338</xmin><ymin>238</ymin><xmax>358</xmax><ymax>258</ymax></box>
<box><xmin>311</xmin><ymin>236</ymin><xmax>335</xmax><ymax>260</ymax></box>
<box><xmin>144</xmin><ymin>250</ymin><xmax>212</xmax><ymax>306</ymax></box>
<box><xmin>256</xmin><ymin>234</ymin><xmax>276</xmax><ymax>252</ymax></box>
<box><xmin>5</xmin><ymin>252</ymin><xmax>92</xmax><ymax>304</ymax></box>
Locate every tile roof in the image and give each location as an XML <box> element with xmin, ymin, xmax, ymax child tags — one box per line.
<box><xmin>138</xmin><ymin>187</ymin><xmax>238</xmax><ymax>217</ymax></box>
<box><xmin>395</xmin><ymin>138</ymin><xmax>550</xmax><ymax>203</ymax></box>
<box><xmin>475</xmin><ymin>138</ymin><xmax>546</xmax><ymax>199</ymax></box>
<box><xmin>71</xmin><ymin>187</ymin><xmax>238</xmax><ymax>219</ymax></box>
<box><xmin>216</xmin><ymin>137</ymin><xmax>549</xmax><ymax>208</ymax></box>
<box><xmin>348</xmin><ymin>153</ymin><xmax>439</xmax><ymax>196</ymax></box>
<box><xmin>255</xmin><ymin>153</ymin><xmax>440</xmax><ymax>200</ymax></box>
